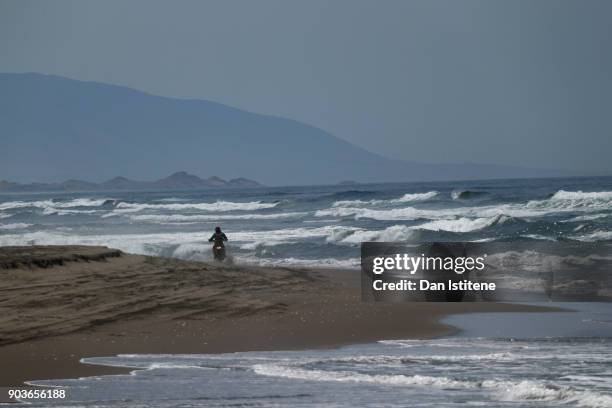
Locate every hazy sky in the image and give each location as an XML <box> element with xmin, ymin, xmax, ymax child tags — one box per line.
<box><xmin>1</xmin><ymin>0</ymin><xmax>611</xmax><ymax>174</ymax></box>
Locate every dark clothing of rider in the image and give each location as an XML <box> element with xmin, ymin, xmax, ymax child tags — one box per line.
<box><xmin>209</xmin><ymin>227</ymin><xmax>228</xmax><ymax>247</ymax></box>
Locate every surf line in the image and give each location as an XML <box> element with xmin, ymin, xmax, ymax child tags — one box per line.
<box><xmin>372</xmin><ymin>279</ymin><xmax>496</xmax><ymax>291</ymax></box>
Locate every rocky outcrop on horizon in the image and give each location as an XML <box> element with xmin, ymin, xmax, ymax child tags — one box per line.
<box><xmin>0</xmin><ymin>172</ymin><xmax>261</xmax><ymax>193</ymax></box>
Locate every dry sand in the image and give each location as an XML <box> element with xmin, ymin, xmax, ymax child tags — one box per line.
<box><xmin>0</xmin><ymin>245</ymin><xmax>557</xmax><ymax>392</ymax></box>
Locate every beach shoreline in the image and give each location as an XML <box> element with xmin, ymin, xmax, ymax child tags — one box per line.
<box><xmin>0</xmin><ymin>245</ymin><xmax>561</xmax><ymax>399</ymax></box>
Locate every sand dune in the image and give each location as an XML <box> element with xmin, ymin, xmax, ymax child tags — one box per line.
<box><xmin>0</xmin><ymin>246</ymin><xmax>322</xmax><ymax>346</ymax></box>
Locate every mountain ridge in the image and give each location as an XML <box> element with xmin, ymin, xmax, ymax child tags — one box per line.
<box><xmin>0</xmin><ymin>73</ymin><xmax>567</xmax><ymax>185</ymax></box>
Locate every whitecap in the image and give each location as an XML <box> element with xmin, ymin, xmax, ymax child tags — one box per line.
<box><xmin>573</xmin><ymin>230</ymin><xmax>612</xmax><ymax>242</ymax></box>
<box><xmin>253</xmin><ymin>362</ymin><xmax>612</xmax><ymax>407</ymax></box>
<box><xmin>563</xmin><ymin>213</ymin><xmax>610</xmax><ymax>222</ymax></box>
<box><xmin>551</xmin><ymin>190</ymin><xmax>612</xmax><ymax>201</ymax></box>
<box><xmin>0</xmin><ymin>223</ymin><xmax>32</xmax><ymax>230</ymax></box>
<box><xmin>238</xmin><ymin>256</ymin><xmax>360</xmax><ymax>269</ymax></box>
<box><xmin>414</xmin><ymin>214</ymin><xmax>511</xmax><ymax>233</ymax></box>
<box><xmin>316</xmin><ymin>206</ymin><xmax>438</xmax><ymax>221</ymax></box>
<box><xmin>128</xmin><ymin>212</ymin><xmax>307</xmax><ymax>223</ymax></box>
<box><xmin>326</xmin><ymin>225</ymin><xmax>418</xmax><ymax>244</ymax></box>
<box><xmin>253</xmin><ymin>363</ymin><xmax>474</xmax><ymax>389</ymax></box>
<box><xmin>331</xmin><ymin>191</ymin><xmax>438</xmax><ymax>207</ymax></box>
<box><xmin>114</xmin><ymin>200</ymin><xmax>278</xmax><ymax>213</ymax></box>
<box><xmin>483</xmin><ymin>378</ymin><xmax>612</xmax><ymax>407</ymax></box>
<box><xmin>391</xmin><ymin>191</ymin><xmax>439</xmax><ymax>202</ymax></box>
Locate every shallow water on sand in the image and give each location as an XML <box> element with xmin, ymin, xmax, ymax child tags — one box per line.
<box><xmin>14</xmin><ymin>303</ymin><xmax>612</xmax><ymax>408</ymax></box>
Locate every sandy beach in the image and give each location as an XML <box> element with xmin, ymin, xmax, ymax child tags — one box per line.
<box><xmin>0</xmin><ymin>245</ymin><xmax>558</xmax><ymax>392</ymax></box>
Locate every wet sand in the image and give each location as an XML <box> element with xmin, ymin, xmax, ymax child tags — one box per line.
<box><xmin>0</xmin><ymin>245</ymin><xmax>558</xmax><ymax>392</ymax></box>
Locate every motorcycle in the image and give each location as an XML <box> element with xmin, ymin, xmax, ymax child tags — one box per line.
<box><xmin>212</xmin><ymin>243</ymin><xmax>226</xmax><ymax>261</ymax></box>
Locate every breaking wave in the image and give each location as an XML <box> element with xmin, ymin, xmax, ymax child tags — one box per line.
<box><xmin>253</xmin><ymin>363</ymin><xmax>474</xmax><ymax>388</ymax></box>
<box><xmin>0</xmin><ymin>198</ymin><xmax>111</xmax><ymax>212</ymax></box>
<box><xmin>320</xmin><ymin>190</ymin><xmax>612</xmax><ymax>222</ymax></box>
<box><xmin>253</xmin><ymin>363</ymin><xmax>612</xmax><ymax>407</ymax></box>
<box><xmin>393</xmin><ymin>191</ymin><xmax>439</xmax><ymax>202</ymax></box>
<box><xmin>414</xmin><ymin>214</ymin><xmax>512</xmax><ymax>233</ymax></box>
<box><xmin>551</xmin><ymin>190</ymin><xmax>612</xmax><ymax>201</ymax></box>
<box><xmin>128</xmin><ymin>212</ymin><xmax>307</xmax><ymax>223</ymax></box>
<box><xmin>564</xmin><ymin>213</ymin><xmax>610</xmax><ymax>222</ymax></box>
<box><xmin>0</xmin><ymin>222</ymin><xmax>32</xmax><ymax>230</ymax></box>
<box><xmin>326</xmin><ymin>225</ymin><xmax>418</xmax><ymax>244</ymax></box>
<box><xmin>321</xmin><ymin>216</ymin><xmax>508</xmax><ymax>243</ymax></box>
<box><xmin>451</xmin><ymin>190</ymin><xmax>488</xmax><ymax>200</ymax></box>
<box><xmin>332</xmin><ymin>191</ymin><xmax>438</xmax><ymax>207</ymax></box>
<box><xmin>316</xmin><ymin>206</ymin><xmax>438</xmax><ymax>220</ymax></box>
<box><xmin>573</xmin><ymin>230</ymin><xmax>612</xmax><ymax>242</ymax></box>
<box><xmin>114</xmin><ymin>200</ymin><xmax>279</xmax><ymax>212</ymax></box>
<box><xmin>239</xmin><ymin>256</ymin><xmax>361</xmax><ymax>269</ymax></box>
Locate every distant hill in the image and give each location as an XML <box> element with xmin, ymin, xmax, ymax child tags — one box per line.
<box><xmin>0</xmin><ymin>73</ymin><xmax>565</xmax><ymax>185</ymax></box>
<box><xmin>0</xmin><ymin>172</ymin><xmax>261</xmax><ymax>192</ymax></box>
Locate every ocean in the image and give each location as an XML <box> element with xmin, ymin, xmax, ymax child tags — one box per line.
<box><xmin>0</xmin><ymin>176</ymin><xmax>611</xmax><ymax>268</ymax></box>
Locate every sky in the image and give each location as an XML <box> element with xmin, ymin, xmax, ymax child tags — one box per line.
<box><xmin>1</xmin><ymin>0</ymin><xmax>611</xmax><ymax>174</ymax></box>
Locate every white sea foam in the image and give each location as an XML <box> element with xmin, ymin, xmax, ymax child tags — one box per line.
<box><xmin>114</xmin><ymin>200</ymin><xmax>278</xmax><ymax>213</ymax></box>
<box><xmin>521</xmin><ymin>234</ymin><xmax>557</xmax><ymax>241</ymax></box>
<box><xmin>379</xmin><ymin>339</ymin><xmax>481</xmax><ymax>348</ymax></box>
<box><xmin>317</xmin><ymin>205</ymin><xmax>518</xmax><ymax>221</ymax></box>
<box><xmin>56</xmin><ymin>198</ymin><xmax>111</xmax><ymax>207</ymax></box>
<box><xmin>43</xmin><ymin>208</ymin><xmax>101</xmax><ymax>216</ymax></box>
<box><xmin>0</xmin><ymin>226</ymin><xmax>362</xmax><ymax>267</ymax></box>
<box><xmin>392</xmin><ymin>191</ymin><xmax>439</xmax><ymax>202</ymax></box>
<box><xmin>326</xmin><ymin>225</ymin><xmax>418</xmax><ymax>244</ymax></box>
<box><xmin>332</xmin><ymin>191</ymin><xmax>438</xmax><ymax>207</ymax></box>
<box><xmin>316</xmin><ymin>206</ymin><xmax>440</xmax><ymax>221</ymax></box>
<box><xmin>128</xmin><ymin>212</ymin><xmax>307</xmax><ymax>223</ymax></box>
<box><xmin>483</xmin><ymin>379</ymin><xmax>612</xmax><ymax>408</ymax></box>
<box><xmin>253</xmin><ymin>362</ymin><xmax>612</xmax><ymax>407</ymax></box>
<box><xmin>0</xmin><ymin>223</ymin><xmax>32</xmax><ymax>230</ymax></box>
<box><xmin>0</xmin><ymin>197</ymin><xmax>111</xmax><ymax>211</ymax></box>
<box><xmin>414</xmin><ymin>214</ymin><xmax>511</xmax><ymax>232</ymax></box>
<box><xmin>0</xmin><ymin>230</ymin><xmax>211</xmax><ymax>257</ymax></box>
<box><xmin>523</xmin><ymin>190</ymin><xmax>612</xmax><ymax>213</ymax></box>
<box><xmin>171</xmin><ymin>243</ymin><xmax>214</xmax><ymax>261</ymax></box>
<box><xmin>322</xmin><ymin>189</ymin><xmax>612</xmax><ymax>222</ymax></box>
<box><xmin>253</xmin><ymin>363</ymin><xmax>474</xmax><ymax>388</ymax></box>
<box><xmin>306</xmin><ymin>352</ymin><xmax>515</xmax><ymax>365</ymax></box>
<box><xmin>564</xmin><ymin>213</ymin><xmax>610</xmax><ymax>222</ymax></box>
<box><xmin>230</xmin><ymin>225</ymin><xmax>361</xmax><ymax>252</ymax></box>
<box><xmin>319</xmin><ymin>195</ymin><xmax>610</xmax><ymax>222</ymax></box>
<box><xmin>0</xmin><ymin>202</ymin><xmax>26</xmax><ymax>211</ymax></box>
<box><xmin>155</xmin><ymin>197</ymin><xmax>191</xmax><ymax>203</ymax></box>
<box><xmin>229</xmin><ymin>225</ymin><xmax>355</xmax><ymax>243</ymax></box>
<box><xmin>332</xmin><ymin>199</ymin><xmax>372</xmax><ymax>207</ymax></box>
<box><xmin>239</xmin><ymin>256</ymin><xmax>360</xmax><ymax>269</ymax></box>
<box><xmin>450</xmin><ymin>190</ymin><xmax>463</xmax><ymax>200</ymax></box>
<box><xmin>320</xmin><ymin>214</ymin><xmax>511</xmax><ymax>236</ymax></box>
<box><xmin>0</xmin><ymin>198</ymin><xmax>113</xmax><ymax>219</ymax></box>
<box><xmin>573</xmin><ymin>230</ymin><xmax>612</xmax><ymax>242</ymax></box>
<box><xmin>551</xmin><ymin>190</ymin><xmax>612</xmax><ymax>201</ymax></box>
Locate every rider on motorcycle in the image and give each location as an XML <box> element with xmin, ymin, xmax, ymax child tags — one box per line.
<box><xmin>209</xmin><ymin>226</ymin><xmax>228</xmax><ymax>245</ymax></box>
<box><xmin>208</xmin><ymin>226</ymin><xmax>228</xmax><ymax>260</ymax></box>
